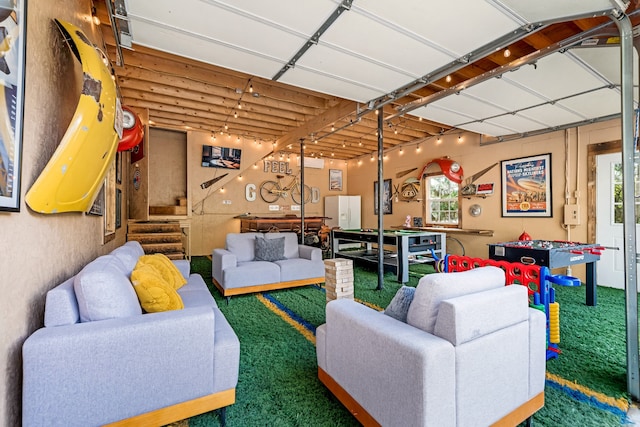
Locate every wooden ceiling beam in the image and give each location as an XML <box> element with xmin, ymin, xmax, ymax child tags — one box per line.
<box><xmin>144</xmin><ymin>106</ymin><xmax>290</xmax><ymax>135</ymax></box>
<box><xmin>123</xmin><ymin>96</ymin><xmax>298</xmax><ymax>132</ymax></box>
<box><xmin>275</xmin><ymin>99</ymin><xmax>357</xmax><ymax>148</ymax></box>
<box><xmin>119</xmin><ymin>84</ymin><xmax>308</xmax><ymax>123</ymax></box>
<box><xmin>125</xmin><ymin>99</ymin><xmax>293</xmax><ymax>134</ymax></box>
<box><xmin>102</xmin><ymin>45</ymin><xmax>336</xmax><ymax>111</ymax></box>
<box><xmin>149</xmin><ymin>114</ymin><xmax>280</xmax><ymax>141</ymax></box>
<box><xmin>115</xmin><ymin>64</ymin><xmax>326</xmax><ymax>117</ymax></box>
<box><xmin>121</xmin><ymin>94</ymin><xmax>290</xmax><ymax>139</ymax></box>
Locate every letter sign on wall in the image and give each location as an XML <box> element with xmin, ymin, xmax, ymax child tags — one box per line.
<box><xmin>263</xmin><ymin>160</ymin><xmax>292</xmax><ymax>175</ymax></box>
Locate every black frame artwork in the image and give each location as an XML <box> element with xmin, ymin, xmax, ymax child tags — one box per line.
<box><xmin>0</xmin><ymin>0</ymin><xmax>27</xmax><ymax>211</ymax></box>
<box><xmin>374</xmin><ymin>179</ymin><xmax>392</xmax><ymax>215</ymax></box>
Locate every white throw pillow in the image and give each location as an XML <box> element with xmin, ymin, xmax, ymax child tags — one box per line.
<box><xmin>406</xmin><ymin>266</ymin><xmax>505</xmax><ymax>334</ymax></box>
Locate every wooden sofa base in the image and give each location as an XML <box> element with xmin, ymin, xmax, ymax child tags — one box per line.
<box><xmin>213</xmin><ymin>277</ymin><xmax>324</xmax><ymax>297</ymax></box>
<box><xmin>318</xmin><ymin>368</ymin><xmax>544</xmax><ymax>427</ymax></box>
<box><xmin>104</xmin><ymin>388</ymin><xmax>235</xmax><ymax>427</ymax></box>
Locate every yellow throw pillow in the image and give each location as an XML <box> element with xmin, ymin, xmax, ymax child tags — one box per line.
<box><xmin>131</xmin><ymin>264</ymin><xmax>184</xmax><ymax>312</ymax></box>
<box><xmin>137</xmin><ymin>254</ymin><xmax>187</xmax><ymax>290</ymax></box>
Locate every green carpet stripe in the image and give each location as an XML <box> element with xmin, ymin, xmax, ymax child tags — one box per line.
<box><xmin>546</xmin><ymin>372</ymin><xmax>629</xmax><ymax>419</ymax></box>
<box><xmin>256</xmin><ymin>293</ymin><xmax>316</xmax><ymax>344</ymax></box>
<box><xmin>546</xmin><ymin>377</ymin><xmax>628</xmax><ymax>423</ymax></box>
<box><xmin>261</xmin><ymin>292</ymin><xmax>317</xmax><ymax>335</ymax></box>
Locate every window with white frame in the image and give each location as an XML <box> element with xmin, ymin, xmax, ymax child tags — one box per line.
<box><xmin>612</xmin><ymin>162</ymin><xmax>640</xmax><ymax>224</ymax></box>
<box><xmin>426</xmin><ymin>175</ymin><xmax>459</xmax><ymax>225</ymax></box>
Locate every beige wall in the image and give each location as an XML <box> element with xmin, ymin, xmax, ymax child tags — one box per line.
<box><xmin>347</xmin><ymin>119</ymin><xmax>621</xmax><ymax>282</ymax></box>
<box><xmin>149</xmin><ymin>128</ymin><xmax>187</xmax><ymax>206</ymax></box>
<box><xmin>186</xmin><ymin>131</ymin><xmax>350</xmax><ymax>254</ymax></box>
<box><xmin>1</xmin><ymin>1</ymin><xmax>127</xmax><ymax>424</ymax></box>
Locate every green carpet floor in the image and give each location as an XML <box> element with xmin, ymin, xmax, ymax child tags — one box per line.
<box><xmin>180</xmin><ymin>257</ymin><xmax>632</xmax><ymax>426</ymax></box>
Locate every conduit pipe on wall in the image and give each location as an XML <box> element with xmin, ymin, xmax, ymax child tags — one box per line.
<box><xmin>564</xmin><ymin>129</ymin><xmax>572</xmax><ymax>276</ymax></box>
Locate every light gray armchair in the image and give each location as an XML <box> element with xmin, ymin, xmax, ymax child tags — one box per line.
<box><xmin>316</xmin><ymin>266</ymin><xmax>546</xmax><ymax>427</ymax></box>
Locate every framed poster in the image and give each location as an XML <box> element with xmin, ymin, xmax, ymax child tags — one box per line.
<box><xmin>0</xmin><ymin>0</ymin><xmax>27</xmax><ymax>211</ymax></box>
<box><xmin>329</xmin><ymin>169</ymin><xmax>342</xmax><ymax>191</ymax></box>
<box><xmin>501</xmin><ymin>153</ymin><xmax>552</xmax><ymax>217</ymax></box>
<box><xmin>374</xmin><ymin>179</ymin><xmax>392</xmax><ymax>215</ymax></box>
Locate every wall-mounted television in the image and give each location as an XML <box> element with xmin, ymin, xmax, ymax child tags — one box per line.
<box><xmin>201</xmin><ymin>144</ymin><xmax>242</xmax><ymax>169</ymax></box>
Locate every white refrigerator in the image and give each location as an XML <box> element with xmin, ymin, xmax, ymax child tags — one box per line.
<box><xmin>324</xmin><ymin>195</ymin><xmax>361</xmax><ymax>229</ymax></box>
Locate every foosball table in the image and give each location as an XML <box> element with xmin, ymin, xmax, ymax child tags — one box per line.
<box><xmin>488</xmin><ymin>240</ymin><xmax>605</xmax><ymax>306</ymax></box>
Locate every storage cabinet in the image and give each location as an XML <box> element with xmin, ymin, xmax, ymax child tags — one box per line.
<box><xmin>324</xmin><ymin>195</ymin><xmax>361</xmax><ymax>229</ymax></box>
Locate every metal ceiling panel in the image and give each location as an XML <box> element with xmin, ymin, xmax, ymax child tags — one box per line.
<box><xmin>454</xmin><ymin>120</ymin><xmax>516</xmax><ymax>137</ymax></box>
<box><xmin>516</xmin><ymin>104</ymin><xmax>585</xmax><ymax>128</ymax></box>
<box><xmin>117</xmin><ymin>0</ymin><xmax>633</xmax><ymax>149</ymax></box>
<box><xmin>462</xmin><ymin>78</ymin><xmax>548</xmax><ymax>111</ymax></box>
<box><xmin>279</xmin><ymin>67</ymin><xmax>384</xmax><ymax>103</ymax></box>
<box><xmin>557</xmin><ymin>87</ymin><xmax>622</xmax><ymax>117</ymax></box>
<box><xmin>492</xmin><ymin>0</ymin><xmax>624</xmax><ymax>23</ymax></box>
<box><xmin>205</xmin><ymin>0</ymin><xmax>339</xmax><ymax>36</ymax></box>
<box><xmin>127</xmin><ymin>18</ymin><xmax>285</xmax><ymax>78</ymax></box>
<box><xmin>503</xmin><ymin>53</ymin><xmax>606</xmax><ymax>100</ymax></box>
<box><xmin>410</xmin><ymin>105</ymin><xmax>475</xmax><ymax>129</ymax></box>
<box><xmin>430</xmin><ymin>93</ymin><xmax>508</xmax><ymax>121</ymax></box>
<box><xmin>355</xmin><ymin>0</ymin><xmax>521</xmax><ymax>57</ymax></box>
<box><xmin>570</xmin><ymin>46</ymin><xmax>639</xmax><ymax>86</ymax></box>
<box><xmin>320</xmin><ymin>11</ymin><xmax>454</xmax><ymax>77</ymax></box>
<box><xmin>127</xmin><ymin>0</ymin><xmax>307</xmax><ymax>62</ymax></box>
<box><xmin>484</xmin><ymin>113</ymin><xmax>548</xmax><ymax>134</ymax></box>
<box><xmin>295</xmin><ymin>43</ymin><xmax>415</xmax><ymax>93</ymax></box>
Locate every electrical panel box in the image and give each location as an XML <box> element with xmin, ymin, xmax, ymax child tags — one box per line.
<box><xmin>563</xmin><ymin>204</ymin><xmax>580</xmax><ymax>225</ymax></box>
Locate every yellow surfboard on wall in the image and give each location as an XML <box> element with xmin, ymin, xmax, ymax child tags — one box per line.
<box><xmin>25</xmin><ymin>19</ymin><xmax>119</xmax><ymax>214</ymax></box>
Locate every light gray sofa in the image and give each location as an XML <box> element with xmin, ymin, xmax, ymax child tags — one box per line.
<box><xmin>212</xmin><ymin>232</ymin><xmax>325</xmax><ymax>299</ymax></box>
<box><xmin>22</xmin><ymin>241</ymin><xmax>240</xmax><ymax>427</ymax></box>
<box><xmin>317</xmin><ymin>266</ymin><xmax>547</xmax><ymax>427</ymax></box>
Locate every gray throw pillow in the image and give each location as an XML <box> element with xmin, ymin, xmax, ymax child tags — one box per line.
<box><xmin>255</xmin><ymin>236</ymin><xmax>286</xmax><ymax>261</ymax></box>
<box><xmin>384</xmin><ymin>285</ymin><xmax>416</xmax><ymax>323</ymax></box>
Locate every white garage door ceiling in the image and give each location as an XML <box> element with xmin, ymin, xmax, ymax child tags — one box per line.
<box><xmin>118</xmin><ymin>0</ymin><xmax>636</xmax><ymax>147</ymax></box>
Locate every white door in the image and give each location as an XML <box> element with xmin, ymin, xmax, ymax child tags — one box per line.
<box><xmin>595</xmin><ymin>152</ymin><xmax>640</xmax><ymax>289</ymax></box>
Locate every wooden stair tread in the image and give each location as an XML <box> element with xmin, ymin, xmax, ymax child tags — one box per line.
<box><xmin>128</xmin><ymin>222</ymin><xmax>181</xmax><ymax>233</ymax></box>
<box><xmin>141</xmin><ymin>242</ymin><xmax>183</xmax><ymax>249</ymax></box>
<box><xmin>127</xmin><ymin>232</ymin><xmax>182</xmax><ymax>244</ymax></box>
<box><xmin>149</xmin><ymin>205</ymin><xmax>187</xmax><ymax>216</ymax></box>
<box><xmin>127</xmin><ymin>220</ymin><xmax>186</xmax><ymax>260</ymax></box>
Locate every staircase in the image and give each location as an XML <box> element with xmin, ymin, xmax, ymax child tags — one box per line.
<box><xmin>127</xmin><ymin>220</ymin><xmax>185</xmax><ymax>260</ymax></box>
